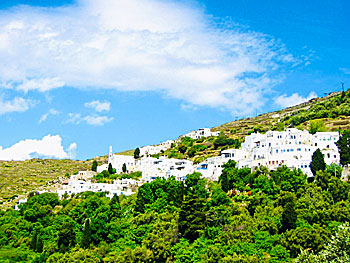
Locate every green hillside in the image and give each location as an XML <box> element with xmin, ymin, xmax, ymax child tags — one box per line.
<box><xmin>159</xmin><ymin>91</ymin><xmax>350</xmax><ymax>162</ymax></box>
<box><xmin>0</xmin><ymin>158</ymin><xmax>108</xmax><ymax>209</ymax></box>
<box><xmin>1</xmin><ymin>90</ymin><xmax>350</xmax><ymax>209</ymax></box>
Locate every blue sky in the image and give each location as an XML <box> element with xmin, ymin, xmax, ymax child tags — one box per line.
<box><xmin>0</xmin><ymin>0</ymin><xmax>349</xmax><ymax>160</ymax></box>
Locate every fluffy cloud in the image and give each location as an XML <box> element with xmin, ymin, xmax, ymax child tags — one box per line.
<box><xmin>275</xmin><ymin>92</ymin><xmax>317</xmax><ymax>108</ymax></box>
<box><xmin>0</xmin><ymin>96</ymin><xmax>33</xmax><ymax>115</ymax></box>
<box><xmin>39</xmin><ymin>108</ymin><xmax>59</xmax><ymax>123</ymax></box>
<box><xmin>84</xmin><ymin>100</ymin><xmax>110</xmax><ymax>112</ymax></box>
<box><xmin>67</xmin><ymin>142</ymin><xmax>77</xmax><ymax>159</ymax></box>
<box><xmin>67</xmin><ymin>113</ymin><xmax>113</xmax><ymax>126</ymax></box>
<box><xmin>0</xmin><ymin>135</ymin><xmax>76</xmax><ymax>160</ymax></box>
<box><xmin>0</xmin><ymin>0</ymin><xmax>297</xmax><ymax>115</ymax></box>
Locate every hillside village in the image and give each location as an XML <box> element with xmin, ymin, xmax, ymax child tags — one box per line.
<box><xmin>33</xmin><ymin>127</ymin><xmax>341</xmax><ymax>205</ymax></box>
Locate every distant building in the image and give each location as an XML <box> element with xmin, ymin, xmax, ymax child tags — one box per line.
<box><xmin>180</xmin><ymin>128</ymin><xmax>220</xmax><ymax>140</ymax></box>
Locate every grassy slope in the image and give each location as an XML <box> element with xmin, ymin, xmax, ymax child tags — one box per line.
<box><xmin>0</xmin><ymin>159</ymin><xmax>96</xmax><ymax>209</ymax></box>
<box><xmin>2</xmin><ymin>91</ymin><xmax>350</xmax><ymax>209</ymax></box>
<box><xmin>213</xmin><ymin>91</ymin><xmax>347</xmax><ymax>135</ymax></box>
<box><xmin>155</xmin><ymin>91</ymin><xmax>350</xmax><ymax>162</ymax></box>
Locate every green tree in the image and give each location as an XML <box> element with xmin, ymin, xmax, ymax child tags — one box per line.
<box><xmin>122</xmin><ymin>163</ymin><xmax>127</xmax><ymax>173</ymax></box>
<box><xmin>310</xmin><ymin>149</ymin><xmax>326</xmax><ymax>176</ymax></box>
<box><xmin>178</xmin><ymin>144</ymin><xmax>187</xmax><ymax>154</ymax></box>
<box><xmin>58</xmin><ymin>220</ymin><xmax>76</xmax><ymax>253</ymax></box>
<box><xmin>280</xmin><ymin>192</ymin><xmax>297</xmax><ymax>232</ymax></box>
<box><xmin>30</xmin><ymin>230</ymin><xmax>38</xmax><ymax>251</ymax></box>
<box><xmin>134</xmin><ymin>148</ymin><xmax>140</xmax><ymax>159</ymax></box>
<box><xmin>109</xmin><ymin>194</ymin><xmax>121</xmax><ymax>218</ymax></box>
<box><xmin>336</xmin><ymin>129</ymin><xmax>350</xmax><ymax>165</ymax></box>
<box><xmin>91</xmin><ymin>160</ymin><xmax>98</xmax><ymax>172</ymax></box>
<box><xmin>108</xmin><ymin>163</ymin><xmax>113</xmax><ymax>174</ymax></box>
<box><xmin>81</xmin><ymin>218</ymin><xmax>92</xmax><ymax>249</ymax></box>
<box><xmin>309</xmin><ymin>119</ymin><xmax>326</xmax><ymax>134</ymax></box>
<box><xmin>296</xmin><ymin>223</ymin><xmax>350</xmax><ymax>263</ymax></box>
<box><xmin>179</xmin><ymin>194</ymin><xmax>207</xmax><ymax>242</ymax></box>
<box><xmin>36</xmin><ymin>235</ymin><xmax>43</xmax><ymax>253</ymax></box>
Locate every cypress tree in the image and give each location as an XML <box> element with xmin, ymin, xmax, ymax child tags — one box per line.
<box><xmin>30</xmin><ymin>230</ymin><xmax>37</xmax><ymax>251</ymax></box>
<box><xmin>281</xmin><ymin>202</ymin><xmax>297</xmax><ymax>232</ymax></box>
<box><xmin>108</xmin><ymin>163</ymin><xmax>113</xmax><ymax>174</ymax></box>
<box><xmin>81</xmin><ymin>218</ymin><xmax>92</xmax><ymax>249</ymax></box>
<box><xmin>310</xmin><ymin>148</ymin><xmax>326</xmax><ymax>176</ymax></box>
<box><xmin>36</xmin><ymin>235</ymin><xmax>43</xmax><ymax>253</ymax></box>
<box><xmin>91</xmin><ymin>160</ymin><xmax>98</xmax><ymax>172</ymax></box>
<box><xmin>110</xmin><ymin>194</ymin><xmax>121</xmax><ymax>218</ymax></box>
<box><xmin>336</xmin><ymin>130</ymin><xmax>350</xmax><ymax>165</ymax></box>
<box><xmin>134</xmin><ymin>147</ymin><xmax>140</xmax><ymax>159</ymax></box>
<box><xmin>122</xmin><ymin>163</ymin><xmax>127</xmax><ymax>173</ymax></box>
<box><xmin>219</xmin><ymin>171</ymin><xmax>230</xmax><ymax>193</ymax></box>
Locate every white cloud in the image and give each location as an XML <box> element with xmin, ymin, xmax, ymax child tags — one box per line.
<box><xmin>67</xmin><ymin>142</ymin><xmax>77</xmax><ymax>159</ymax></box>
<box><xmin>0</xmin><ymin>135</ymin><xmax>75</xmax><ymax>160</ymax></box>
<box><xmin>14</xmin><ymin>78</ymin><xmax>65</xmax><ymax>93</ymax></box>
<box><xmin>84</xmin><ymin>100</ymin><xmax>110</xmax><ymax>112</ymax></box>
<box><xmin>67</xmin><ymin>113</ymin><xmax>113</xmax><ymax>126</ymax></box>
<box><xmin>0</xmin><ymin>96</ymin><xmax>33</xmax><ymax>115</ymax></box>
<box><xmin>181</xmin><ymin>103</ymin><xmax>198</xmax><ymax>112</ymax></box>
<box><xmin>275</xmin><ymin>92</ymin><xmax>317</xmax><ymax>108</ymax></box>
<box><xmin>0</xmin><ymin>0</ymin><xmax>298</xmax><ymax>115</ymax></box>
<box><xmin>84</xmin><ymin>115</ymin><xmax>114</xmax><ymax>126</ymax></box>
<box><xmin>39</xmin><ymin>108</ymin><xmax>59</xmax><ymax>123</ymax></box>
<box><xmin>340</xmin><ymin>68</ymin><xmax>350</xmax><ymax>75</ymax></box>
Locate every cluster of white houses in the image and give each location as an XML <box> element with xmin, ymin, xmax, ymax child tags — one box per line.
<box><xmin>198</xmin><ymin>129</ymin><xmax>339</xmax><ymax>180</ymax></box>
<box><xmin>54</xmin><ymin>128</ymin><xmax>340</xmax><ymax>199</ymax></box>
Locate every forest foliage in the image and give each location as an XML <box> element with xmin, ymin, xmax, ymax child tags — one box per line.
<box><xmin>1</xmin><ymin>160</ymin><xmax>350</xmax><ymax>263</ymax></box>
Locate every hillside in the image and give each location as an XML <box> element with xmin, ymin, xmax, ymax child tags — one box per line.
<box><xmin>0</xmin><ymin>159</ymin><xmax>104</xmax><ymax>209</ymax></box>
<box><xmin>213</xmin><ymin>91</ymin><xmax>347</xmax><ymax>135</ymax></box>
<box><xmin>159</xmin><ymin>91</ymin><xmax>350</xmax><ymax>162</ymax></box>
<box><xmin>1</xmin><ymin>90</ymin><xmax>349</xmax><ymax>208</ymax></box>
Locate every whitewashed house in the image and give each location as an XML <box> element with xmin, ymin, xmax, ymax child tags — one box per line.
<box><xmin>180</xmin><ymin>128</ymin><xmax>220</xmax><ymax>140</ymax></box>
<box><xmin>71</xmin><ymin>170</ymin><xmax>97</xmax><ymax>180</ymax></box>
<box><xmin>137</xmin><ymin>156</ymin><xmax>194</xmax><ymax>182</ymax></box>
<box><xmin>57</xmin><ymin>179</ymin><xmax>134</xmax><ymax>198</ymax></box>
<box><xmin>195</xmin><ymin>157</ymin><xmax>226</xmax><ymax>181</ymax></box>
<box><xmin>217</xmin><ymin>129</ymin><xmax>340</xmax><ymax>176</ymax></box>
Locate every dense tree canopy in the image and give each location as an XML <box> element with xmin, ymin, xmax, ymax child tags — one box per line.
<box><xmin>1</xmin><ymin>163</ymin><xmax>349</xmax><ymax>262</ymax></box>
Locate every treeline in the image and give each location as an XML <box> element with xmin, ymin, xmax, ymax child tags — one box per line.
<box><xmin>1</xmin><ymin>162</ymin><xmax>350</xmax><ymax>262</ymax></box>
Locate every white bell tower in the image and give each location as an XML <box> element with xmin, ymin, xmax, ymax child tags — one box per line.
<box><xmin>108</xmin><ymin>146</ymin><xmax>113</xmax><ymax>164</ymax></box>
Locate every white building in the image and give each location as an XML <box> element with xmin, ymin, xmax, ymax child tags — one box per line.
<box><xmin>57</xmin><ymin>179</ymin><xmax>135</xmax><ymax>198</ymax></box>
<box><xmin>139</xmin><ymin>140</ymin><xmax>174</xmax><ymax>157</ymax></box>
<box><xmin>195</xmin><ymin>156</ymin><xmax>226</xmax><ymax>181</ymax></box>
<box><xmin>137</xmin><ymin>156</ymin><xmax>194</xmax><ymax>182</ymax></box>
<box><xmin>180</xmin><ymin>128</ymin><xmax>220</xmax><ymax>140</ymax></box>
<box><xmin>97</xmin><ymin>146</ymin><xmax>136</xmax><ymax>173</ymax></box>
<box><xmin>71</xmin><ymin>170</ymin><xmax>97</xmax><ymax>180</ymax></box>
<box><xmin>218</xmin><ymin>129</ymin><xmax>340</xmax><ymax>176</ymax></box>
